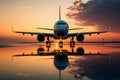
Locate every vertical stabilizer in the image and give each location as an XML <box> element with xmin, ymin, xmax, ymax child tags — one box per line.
<box><xmin>59</xmin><ymin>70</ymin><xmax>61</xmax><ymax>80</ymax></box>
<box><xmin>59</xmin><ymin>6</ymin><xmax>61</xmax><ymax>20</ymax></box>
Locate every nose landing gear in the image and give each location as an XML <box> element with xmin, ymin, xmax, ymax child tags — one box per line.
<box><xmin>59</xmin><ymin>41</ymin><xmax>63</xmax><ymax>48</ymax></box>
<box><xmin>70</xmin><ymin>36</ymin><xmax>75</xmax><ymax>47</ymax></box>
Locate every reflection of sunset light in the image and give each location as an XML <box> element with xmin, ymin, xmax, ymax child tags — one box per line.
<box><xmin>55</xmin><ymin>43</ymin><xmax>59</xmax><ymax>50</ymax></box>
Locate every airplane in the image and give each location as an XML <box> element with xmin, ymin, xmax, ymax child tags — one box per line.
<box><xmin>12</xmin><ymin>47</ymin><xmax>107</xmax><ymax>57</ymax></box>
<box><xmin>13</xmin><ymin>6</ymin><xmax>110</xmax><ymax>46</ymax></box>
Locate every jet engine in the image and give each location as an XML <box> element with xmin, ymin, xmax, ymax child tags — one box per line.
<box><xmin>37</xmin><ymin>47</ymin><xmax>45</xmax><ymax>55</ymax></box>
<box><xmin>76</xmin><ymin>47</ymin><xmax>84</xmax><ymax>55</ymax></box>
<box><xmin>37</xmin><ymin>34</ymin><xmax>45</xmax><ymax>42</ymax></box>
<box><xmin>76</xmin><ymin>34</ymin><xmax>84</xmax><ymax>42</ymax></box>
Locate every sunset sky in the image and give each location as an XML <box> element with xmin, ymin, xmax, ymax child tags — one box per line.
<box><xmin>0</xmin><ymin>0</ymin><xmax>120</xmax><ymax>42</ymax></box>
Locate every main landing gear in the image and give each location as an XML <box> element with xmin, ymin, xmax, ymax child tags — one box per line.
<box><xmin>46</xmin><ymin>36</ymin><xmax>51</xmax><ymax>47</ymax></box>
<box><xmin>46</xmin><ymin>36</ymin><xmax>75</xmax><ymax>48</ymax></box>
<box><xmin>70</xmin><ymin>36</ymin><xmax>75</xmax><ymax>47</ymax></box>
<box><xmin>46</xmin><ymin>41</ymin><xmax>51</xmax><ymax>47</ymax></box>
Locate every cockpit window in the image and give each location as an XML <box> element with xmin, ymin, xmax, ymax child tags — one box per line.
<box><xmin>57</xmin><ymin>22</ymin><xmax>66</xmax><ymax>25</ymax></box>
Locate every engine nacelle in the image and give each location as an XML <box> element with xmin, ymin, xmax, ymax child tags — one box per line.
<box><xmin>76</xmin><ymin>34</ymin><xmax>84</xmax><ymax>42</ymax></box>
<box><xmin>76</xmin><ymin>47</ymin><xmax>84</xmax><ymax>55</ymax></box>
<box><xmin>37</xmin><ymin>48</ymin><xmax>44</xmax><ymax>55</ymax></box>
<box><xmin>37</xmin><ymin>34</ymin><xmax>45</xmax><ymax>42</ymax></box>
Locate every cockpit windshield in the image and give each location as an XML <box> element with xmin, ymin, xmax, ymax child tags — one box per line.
<box><xmin>57</xmin><ymin>22</ymin><xmax>66</xmax><ymax>25</ymax></box>
<box><xmin>57</xmin><ymin>20</ymin><xmax>67</xmax><ymax>25</ymax></box>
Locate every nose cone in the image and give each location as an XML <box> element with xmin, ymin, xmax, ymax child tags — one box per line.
<box><xmin>54</xmin><ymin>25</ymin><xmax>68</xmax><ymax>38</ymax></box>
<box><xmin>54</xmin><ymin>20</ymin><xmax>68</xmax><ymax>38</ymax></box>
<box><xmin>54</xmin><ymin>54</ymin><xmax>69</xmax><ymax>70</ymax></box>
<box><xmin>55</xmin><ymin>29</ymin><xmax>67</xmax><ymax>37</ymax></box>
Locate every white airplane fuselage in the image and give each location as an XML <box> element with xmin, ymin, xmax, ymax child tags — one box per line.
<box><xmin>54</xmin><ymin>20</ymin><xmax>69</xmax><ymax>39</ymax></box>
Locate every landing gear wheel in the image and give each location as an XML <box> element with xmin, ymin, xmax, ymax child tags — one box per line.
<box><xmin>46</xmin><ymin>41</ymin><xmax>51</xmax><ymax>47</ymax></box>
<box><xmin>70</xmin><ymin>41</ymin><xmax>75</xmax><ymax>48</ymax></box>
<box><xmin>59</xmin><ymin>41</ymin><xmax>63</xmax><ymax>48</ymax></box>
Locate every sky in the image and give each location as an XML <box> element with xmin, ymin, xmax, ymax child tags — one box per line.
<box><xmin>0</xmin><ymin>0</ymin><xmax>120</xmax><ymax>42</ymax></box>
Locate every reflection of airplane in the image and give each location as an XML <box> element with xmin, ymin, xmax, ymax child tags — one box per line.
<box><xmin>68</xmin><ymin>53</ymin><xmax>120</xmax><ymax>80</ymax></box>
<box><xmin>12</xmin><ymin>47</ymin><xmax>107</xmax><ymax>57</ymax></box>
<box><xmin>54</xmin><ymin>53</ymin><xmax>68</xmax><ymax>80</ymax></box>
<box><xmin>13</xmin><ymin>6</ymin><xmax>109</xmax><ymax>46</ymax></box>
<box><xmin>12</xmin><ymin>47</ymin><xmax>107</xmax><ymax>80</ymax></box>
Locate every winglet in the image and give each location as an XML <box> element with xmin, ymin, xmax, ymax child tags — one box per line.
<box><xmin>59</xmin><ymin>6</ymin><xmax>61</xmax><ymax>20</ymax></box>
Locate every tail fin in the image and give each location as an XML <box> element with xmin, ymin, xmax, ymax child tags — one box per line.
<box><xmin>59</xmin><ymin>6</ymin><xmax>61</xmax><ymax>20</ymax></box>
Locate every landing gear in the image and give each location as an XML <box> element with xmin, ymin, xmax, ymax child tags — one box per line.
<box><xmin>46</xmin><ymin>41</ymin><xmax>51</xmax><ymax>47</ymax></box>
<box><xmin>59</xmin><ymin>41</ymin><xmax>63</xmax><ymax>48</ymax></box>
<box><xmin>70</xmin><ymin>41</ymin><xmax>75</xmax><ymax>47</ymax></box>
<box><xmin>46</xmin><ymin>36</ymin><xmax>51</xmax><ymax>47</ymax></box>
<box><xmin>70</xmin><ymin>36</ymin><xmax>75</xmax><ymax>47</ymax></box>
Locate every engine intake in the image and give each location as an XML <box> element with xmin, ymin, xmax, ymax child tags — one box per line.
<box><xmin>37</xmin><ymin>34</ymin><xmax>45</xmax><ymax>42</ymax></box>
<box><xmin>77</xmin><ymin>47</ymin><xmax>84</xmax><ymax>55</ymax></box>
<box><xmin>76</xmin><ymin>34</ymin><xmax>84</xmax><ymax>42</ymax></box>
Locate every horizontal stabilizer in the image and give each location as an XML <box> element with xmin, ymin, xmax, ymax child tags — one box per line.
<box><xmin>37</xmin><ymin>27</ymin><xmax>53</xmax><ymax>30</ymax></box>
<box><xmin>69</xmin><ymin>28</ymin><xmax>84</xmax><ymax>30</ymax></box>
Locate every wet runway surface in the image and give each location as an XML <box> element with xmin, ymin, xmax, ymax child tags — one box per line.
<box><xmin>0</xmin><ymin>42</ymin><xmax>120</xmax><ymax>80</ymax></box>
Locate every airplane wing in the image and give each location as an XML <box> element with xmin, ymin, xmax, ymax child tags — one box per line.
<box><xmin>80</xmin><ymin>31</ymin><xmax>108</xmax><ymax>35</ymax></box>
<box><xmin>13</xmin><ymin>31</ymin><xmax>54</xmax><ymax>37</ymax></box>
<box><xmin>68</xmin><ymin>27</ymin><xmax>111</xmax><ymax>37</ymax></box>
<box><xmin>68</xmin><ymin>30</ymin><xmax>109</xmax><ymax>37</ymax></box>
<box><xmin>36</xmin><ymin>27</ymin><xmax>84</xmax><ymax>31</ymax></box>
<box><xmin>12</xmin><ymin>52</ymin><xmax>107</xmax><ymax>57</ymax></box>
<box><xmin>12</xmin><ymin>26</ymin><xmax>54</xmax><ymax>37</ymax></box>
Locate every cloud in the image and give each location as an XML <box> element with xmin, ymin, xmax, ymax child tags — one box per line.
<box><xmin>66</xmin><ymin>0</ymin><xmax>120</xmax><ymax>32</ymax></box>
